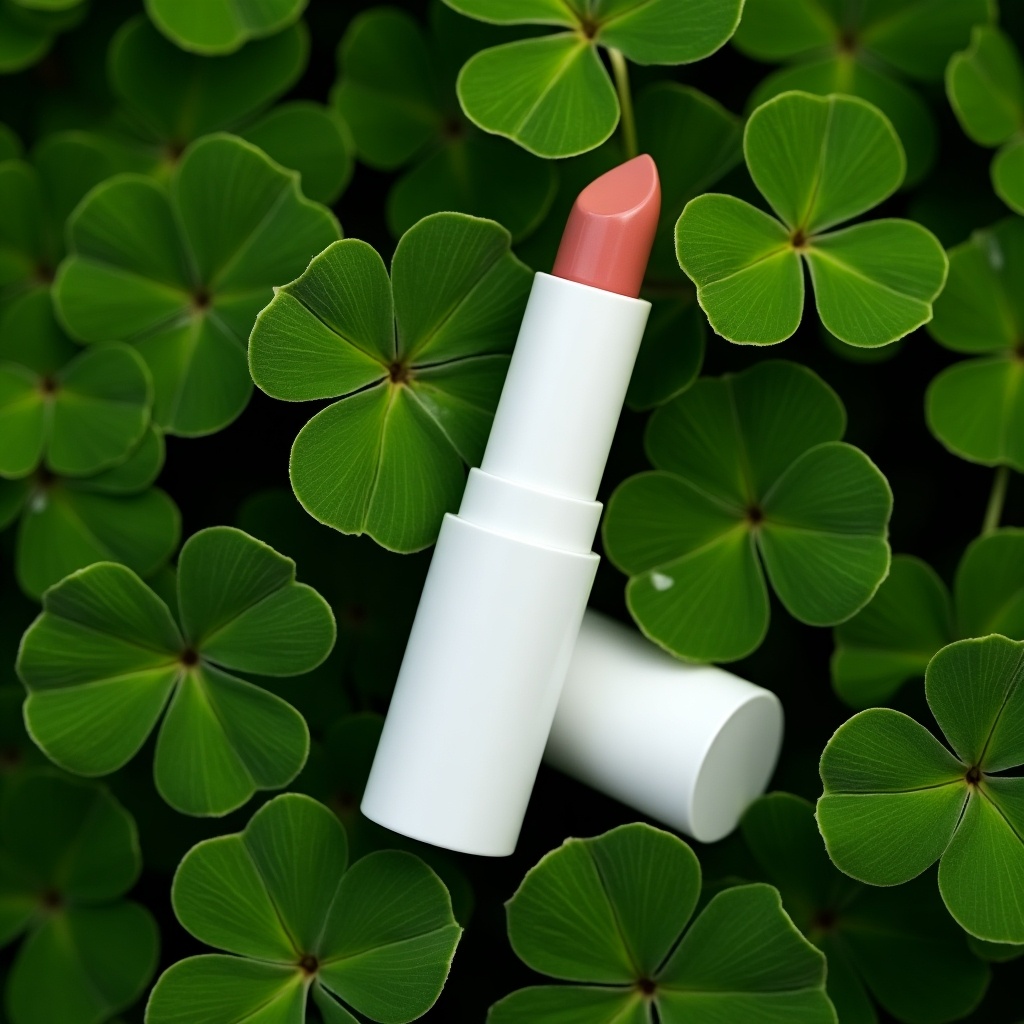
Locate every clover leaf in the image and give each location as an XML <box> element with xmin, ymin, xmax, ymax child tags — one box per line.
<box><xmin>108</xmin><ymin>17</ymin><xmax>352</xmax><ymax>205</ymax></box>
<box><xmin>678</xmin><ymin>91</ymin><xmax>949</xmax><ymax>347</ymax></box>
<box><xmin>17</xmin><ymin>526</ymin><xmax>335</xmax><ymax>815</ymax></box>
<box><xmin>489</xmin><ymin>822</ymin><xmax>835</xmax><ymax>1023</ymax></box>
<box><xmin>925</xmin><ymin>217</ymin><xmax>1024</xmax><ymax>467</ymax></box>
<box><xmin>0</xmin><ymin>291</ymin><xmax>152</xmax><ymax>480</ymax></box>
<box><xmin>146</xmin><ymin>793</ymin><xmax>462</xmax><ymax>1024</ymax></box>
<box><xmin>144</xmin><ymin>0</ymin><xmax>307</xmax><ymax>56</ymax></box>
<box><xmin>832</xmin><ymin>530</ymin><xmax>1024</xmax><ymax>707</ymax></box>
<box><xmin>236</xmin><ymin>488</ymin><xmax>429</xmax><ymax>698</ymax></box>
<box><xmin>0</xmin><ymin>425</ymin><xmax>180</xmax><ymax>599</ymax></box>
<box><xmin>333</xmin><ymin>5</ymin><xmax>555</xmax><ymax>241</ymax></box>
<box><xmin>947</xmin><ymin>26</ymin><xmax>1024</xmax><ymax>216</ymax></box>
<box><xmin>734</xmin><ymin>0</ymin><xmax>991</xmax><ymax>185</ymax></box>
<box><xmin>603</xmin><ymin>360</ymin><xmax>892</xmax><ymax>662</ymax></box>
<box><xmin>0</xmin><ymin>771</ymin><xmax>159</xmax><ymax>1024</ymax></box>
<box><xmin>52</xmin><ymin>133</ymin><xmax>341</xmax><ymax>436</ymax></box>
<box><xmin>819</xmin><ymin>634</ymin><xmax>1024</xmax><ymax>943</ymax></box>
<box><xmin>742</xmin><ymin>792</ymin><xmax>990</xmax><ymax>1024</ymax></box>
<box><xmin>249</xmin><ymin>212</ymin><xmax>532</xmax><ymax>553</ymax></box>
<box><xmin>0</xmin><ymin>0</ymin><xmax>86</xmax><ymax>73</ymax></box>
<box><xmin>445</xmin><ymin>0</ymin><xmax>743</xmax><ymax>158</ymax></box>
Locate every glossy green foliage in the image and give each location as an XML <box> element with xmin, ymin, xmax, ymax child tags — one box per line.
<box><xmin>677</xmin><ymin>91</ymin><xmax>949</xmax><ymax>347</ymax></box>
<box><xmin>0</xmin><ymin>771</ymin><xmax>159</xmax><ymax>1024</ymax></box>
<box><xmin>926</xmin><ymin>217</ymin><xmax>1024</xmax><ymax>467</ymax></box>
<box><xmin>742</xmin><ymin>793</ymin><xmax>989</xmax><ymax>1024</ymax></box>
<box><xmin>17</xmin><ymin>527</ymin><xmax>336</xmax><ymax>815</ymax></box>
<box><xmin>735</xmin><ymin>0</ymin><xmax>992</xmax><ymax>185</ymax></box>
<box><xmin>333</xmin><ymin>6</ymin><xmax>555</xmax><ymax>240</ymax></box>
<box><xmin>144</xmin><ymin>0</ymin><xmax>307</xmax><ymax>55</ymax></box>
<box><xmin>947</xmin><ymin>26</ymin><xmax>1024</xmax><ymax>215</ymax></box>
<box><xmin>249</xmin><ymin>212</ymin><xmax>532</xmax><ymax>552</ymax></box>
<box><xmin>0</xmin><ymin>291</ymin><xmax>151</xmax><ymax>479</ymax></box>
<box><xmin>0</xmin><ymin>0</ymin><xmax>87</xmax><ymax>73</ymax></box>
<box><xmin>490</xmin><ymin>822</ymin><xmax>835</xmax><ymax>1022</ymax></box>
<box><xmin>147</xmin><ymin>794</ymin><xmax>462</xmax><ymax>1023</ymax></box>
<box><xmin>603</xmin><ymin>360</ymin><xmax>892</xmax><ymax>662</ymax></box>
<box><xmin>819</xmin><ymin>635</ymin><xmax>1024</xmax><ymax>942</ymax></box>
<box><xmin>833</xmin><ymin>531</ymin><xmax>1024</xmax><ymax>707</ymax></box>
<box><xmin>53</xmin><ymin>133</ymin><xmax>341</xmax><ymax>436</ymax></box>
<box><xmin>109</xmin><ymin>18</ymin><xmax>352</xmax><ymax>205</ymax></box>
<box><xmin>0</xmin><ymin>423</ymin><xmax>180</xmax><ymax>599</ymax></box>
<box><xmin>446</xmin><ymin>0</ymin><xmax>743</xmax><ymax>157</ymax></box>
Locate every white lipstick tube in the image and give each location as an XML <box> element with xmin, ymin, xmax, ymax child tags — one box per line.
<box><xmin>360</xmin><ymin>273</ymin><xmax>651</xmax><ymax>856</ymax></box>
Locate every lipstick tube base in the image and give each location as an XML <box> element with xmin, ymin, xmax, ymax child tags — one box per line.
<box><xmin>360</xmin><ymin>512</ymin><xmax>599</xmax><ymax>856</ymax></box>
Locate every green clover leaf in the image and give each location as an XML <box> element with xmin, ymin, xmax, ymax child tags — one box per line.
<box><xmin>145</xmin><ymin>793</ymin><xmax>462</xmax><ymax>1024</ymax></box>
<box><xmin>0</xmin><ymin>291</ymin><xmax>152</xmax><ymax>480</ymax></box>
<box><xmin>603</xmin><ymin>360</ymin><xmax>892</xmax><ymax>662</ymax></box>
<box><xmin>445</xmin><ymin>0</ymin><xmax>743</xmax><ymax>158</ymax></box>
<box><xmin>109</xmin><ymin>17</ymin><xmax>352</xmax><ymax>205</ymax></box>
<box><xmin>236</xmin><ymin>488</ymin><xmax>429</xmax><ymax>699</ymax></box>
<box><xmin>489</xmin><ymin>822</ymin><xmax>835</xmax><ymax>1023</ymax></box>
<box><xmin>733</xmin><ymin>0</ymin><xmax>992</xmax><ymax>184</ymax></box>
<box><xmin>0</xmin><ymin>771</ymin><xmax>159</xmax><ymax>1024</ymax></box>
<box><xmin>17</xmin><ymin>526</ymin><xmax>336</xmax><ymax>815</ymax></box>
<box><xmin>52</xmin><ymin>133</ymin><xmax>341</xmax><ymax>436</ymax></box>
<box><xmin>947</xmin><ymin>26</ymin><xmax>1024</xmax><ymax>216</ymax></box>
<box><xmin>144</xmin><ymin>0</ymin><xmax>307</xmax><ymax>56</ymax></box>
<box><xmin>332</xmin><ymin>6</ymin><xmax>556</xmax><ymax>241</ymax></box>
<box><xmin>296</xmin><ymin>712</ymin><xmax>475</xmax><ymax>924</ymax></box>
<box><xmin>925</xmin><ymin>217</ymin><xmax>1024</xmax><ymax>467</ymax></box>
<box><xmin>249</xmin><ymin>212</ymin><xmax>532</xmax><ymax>553</ymax></box>
<box><xmin>833</xmin><ymin>530</ymin><xmax>1024</xmax><ymax>707</ymax></box>
<box><xmin>677</xmin><ymin>91</ymin><xmax>949</xmax><ymax>347</ymax></box>
<box><xmin>819</xmin><ymin>634</ymin><xmax>1024</xmax><ymax>943</ymax></box>
<box><xmin>0</xmin><ymin>425</ymin><xmax>180</xmax><ymax>599</ymax></box>
<box><xmin>0</xmin><ymin>0</ymin><xmax>87</xmax><ymax>73</ymax></box>
<box><xmin>742</xmin><ymin>792</ymin><xmax>990</xmax><ymax>1024</ymax></box>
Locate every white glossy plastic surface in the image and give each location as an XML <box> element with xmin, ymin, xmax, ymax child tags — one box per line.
<box><xmin>482</xmin><ymin>273</ymin><xmax>651</xmax><ymax>501</ymax></box>
<box><xmin>361</xmin><ymin>274</ymin><xmax>652</xmax><ymax>856</ymax></box>
<box><xmin>360</xmin><ymin>514</ymin><xmax>598</xmax><ymax>856</ymax></box>
<box><xmin>546</xmin><ymin>612</ymin><xmax>784</xmax><ymax>843</ymax></box>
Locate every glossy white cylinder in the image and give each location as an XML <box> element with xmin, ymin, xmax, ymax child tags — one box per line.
<box><xmin>481</xmin><ymin>273</ymin><xmax>650</xmax><ymax>501</ymax></box>
<box><xmin>546</xmin><ymin>612</ymin><xmax>784</xmax><ymax>843</ymax></box>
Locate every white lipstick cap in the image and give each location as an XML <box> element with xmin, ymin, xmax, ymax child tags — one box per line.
<box><xmin>546</xmin><ymin>611</ymin><xmax>783</xmax><ymax>843</ymax></box>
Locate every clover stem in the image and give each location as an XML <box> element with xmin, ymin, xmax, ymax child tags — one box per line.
<box><xmin>608</xmin><ymin>47</ymin><xmax>638</xmax><ymax>160</ymax></box>
<box><xmin>982</xmin><ymin>465</ymin><xmax>1010</xmax><ymax>536</ymax></box>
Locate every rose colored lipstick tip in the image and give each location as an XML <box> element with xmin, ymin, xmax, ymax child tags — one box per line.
<box><xmin>551</xmin><ymin>154</ymin><xmax>661</xmax><ymax>299</ymax></box>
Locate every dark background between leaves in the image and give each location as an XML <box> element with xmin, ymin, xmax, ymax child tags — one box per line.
<box><xmin>1</xmin><ymin>0</ymin><xmax>1023</xmax><ymax>1020</ymax></box>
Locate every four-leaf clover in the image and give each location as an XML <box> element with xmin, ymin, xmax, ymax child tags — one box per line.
<box><xmin>17</xmin><ymin>526</ymin><xmax>336</xmax><ymax>816</ymax></box>
<box><xmin>52</xmin><ymin>133</ymin><xmax>341</xmax><ymax>436</ymax></box>
<box><xmin>832</xmin><ymin>530</ymin><xmax>1024</xmax><ymax>707</ymax></box>
<box><xmin>733</xmin><ymin>0</ymin><xmax>992</xmax><ymax>185</ymax></box>
<box><xmin>819</xmin><ymin>634</ymin><xmax>1024</xmax><ymax>943</ymax></box>
<box><xmin>603</xmin><ymin>360</ymin><xmax>893</xmax><ymax>662</ymax></box>
<box><xmin>444</xmin><ymin>0</ymin><xmax>744</xmax><ymax>157</ymax></box>
<box><xmin>489</xmin><ymin>822</ymin><xmax>835</xmax><ymax>1023</ymax></box>
<box><xmin>0</xmin><ymin>771</ymin><xmax>159</xmax><ymax>1024</ymax></box>
<box><xmin>742</xmin><ymin>792</ymin><xmax>990</xmax><ymax>1024</ymax></box>
<box><xmin>677</xmin><ymin>90</ymin><xmax>948</xmax><ymax>347</ymax></box>
<box><xmin>146</xmin><ymin>793</ymin><xmax>462</xmax><ymax>1024</ymax></box>
<box><xmin>249</xmin><ymin>212</ymin><xmax>532</xmax><ymax>552</ymax></box>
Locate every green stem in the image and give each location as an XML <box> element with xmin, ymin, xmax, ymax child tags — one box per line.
<box><xmin>608</xmin><ymin>47</ymin><xmax>637</xmax><ymax>159</ymax></box>
<box><xmin>982</xmin><ymin>465</ymin><xmax>1010</xmax><ymax>536</ymax></box>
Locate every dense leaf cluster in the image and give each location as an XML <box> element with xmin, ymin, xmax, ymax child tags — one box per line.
<box><xmin>2</xmin><ymin>1</ymin><xmax>1024</xmax><ymax>1022</ymax></box>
